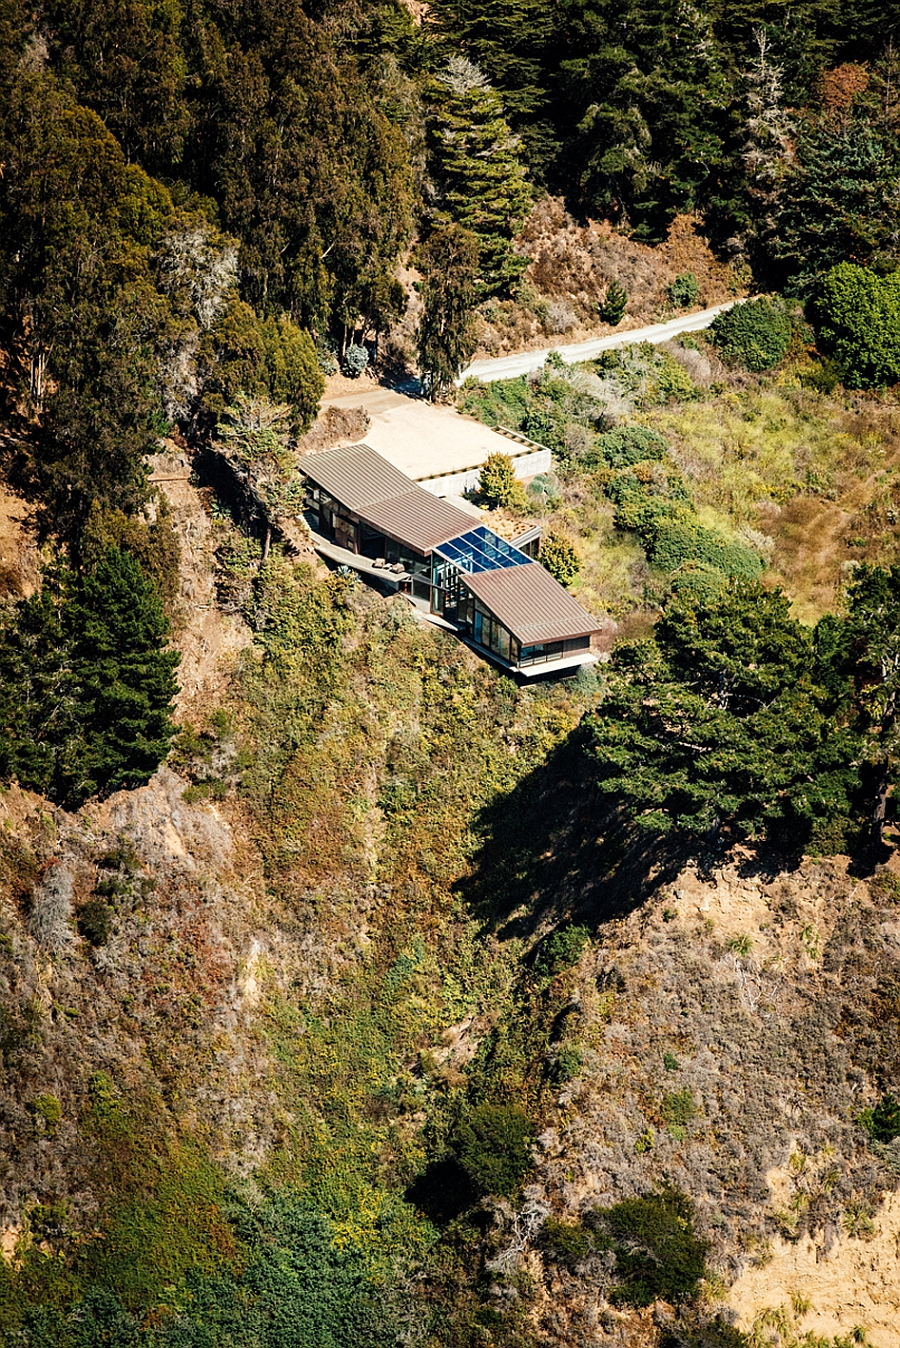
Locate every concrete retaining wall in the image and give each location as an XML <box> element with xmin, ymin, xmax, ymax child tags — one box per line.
<box><xmin>418</xmin><ymin>446</ymin><xmax>551</xmax><ymax>498</ymax></box>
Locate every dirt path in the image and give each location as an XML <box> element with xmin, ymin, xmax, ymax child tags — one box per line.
<box><xmin>458</xmin><ymin>301</ymin><xmax>736</xmax><ymax>384</ymax></box>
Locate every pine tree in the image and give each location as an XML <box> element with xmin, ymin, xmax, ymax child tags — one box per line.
<box><xmin>416</xmin><ymin>225</ymin><xmax>479</xmax><ymax>397</ymax></box>
<box><xmin>429</xmin><ymin>58</ymin><xmax>531</xmax><ymax>297</ymax></box>
<box><xmin>0</xmin><ymin>550</ymin><xmax>180</xmax><ymax>807</ymax></box>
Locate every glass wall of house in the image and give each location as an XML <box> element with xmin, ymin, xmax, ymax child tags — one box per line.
<box><xmin>471</xmin><ymin>598</ymin><xmax>518</xmax><ymax>665</ymax></box>
<box><xmin>519</xmin><ymin>635</ymin><xmax>591</xmax><ymax>666</ymax></box>
<box><xmin>431</xmin><ymin>558</ymin><xmax>474</xmax><ymax>623</ymax></box>
<box><xmin>304</xmin><ymin>485</ymin><xmax>359</xmax><ymax>550</ymax></box>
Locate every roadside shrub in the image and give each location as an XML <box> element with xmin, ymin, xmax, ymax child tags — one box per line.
<box><xmin>539</xmin><ymin>531</ymin><xmax>580</xmax><ymax>586</ymax></box>
<box><xmin>453</xmin><ymin>1102</ymin><xmax>535</xmax><ymax>1197</ymax></box>
<box><xmin>545</xmin><ymin>299</ymin><xmax>578</xmax><ymax>334</ymax></box>
<box><xmin>710</xmin><ymin>299</ymin><xmax>792</xmax><ymax>371</ymax></box>
<box><xmin>597</xmin><ymin>1187</ymin><xmax>709</xmax><ymax>1307</ymax></box>
<box><xmin>668</xmin><ymin>273</ymin><xmax>700</xmax><ymax>308</ymax></box>
<box><xmin>342</xmin><ymin>343</ymin><xmax>369</xmax><ymax>378</ymax></box>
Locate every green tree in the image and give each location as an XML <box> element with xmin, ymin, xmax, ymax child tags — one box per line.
<box><xmin>586</xmin><ymin>581</ymin><xmax>863</xmax><ymax>848</ymax></box>
<box><xmin>452</xmin><ymin>1102</ymin><xmax>535</xmax><ymax>1197</ymax></box>
<box><xmin>815</xmin><ymin>262</ymin><xmax>900</xmax><ymax>388</ymax></box>
<box><xmin>416</xmin><ymin>225</ymin><xmax>479</xmax><ymax>398</ymax></box>
<box><xmin>0</xmin><ymin>549</ymin><xmax>179</xmax><ymax>807</ymax></box>
<box><xmin>539</xmin><ymin>530</ymin><xmax>580</xmax><ymax>586</ymax></box>
<box><xmin>772</xmin><ymin>114</ymin><xmax>900</xmax><ymax>294</ymax></box>
<box><xmin>600</xmin><ymin>280</ymin><xmax>627</xmax><ymax>324</ymax></box>
<box><xmin>429</xmin><ymin>57</ymin><xmax>531</xmax><ymax>297</ymax></box>
<box><xmin>478</xmin><ymin>452</ymin><xmax>528</xmax><ymax>510</ymax></box>
<box><xmin>816</xmin><ymin>564</ymin><xmax>900</xmax><ymax>843</ymax></box>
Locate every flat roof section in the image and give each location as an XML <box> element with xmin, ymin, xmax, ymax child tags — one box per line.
<box><xmin>461</xmin><ymin>562</ymin><xmax>601</xmax><ymax>646</ymax></box>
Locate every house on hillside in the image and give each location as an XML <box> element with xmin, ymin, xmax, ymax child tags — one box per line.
<box><xmin>300</xmin><ymin>443</ymin><xmax>601</xmax><ymax>677</ymax></box>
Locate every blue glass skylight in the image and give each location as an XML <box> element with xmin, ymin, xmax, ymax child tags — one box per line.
<box><xmin>435</xmin><ymin>525</ymin><xmax>529</xmax><ymax>574</ymax></box>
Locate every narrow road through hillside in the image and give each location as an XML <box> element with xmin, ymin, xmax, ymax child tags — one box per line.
<box><xmin>457</xmin><ymin>301</ymin><xmax>736</xmax><ymax>384</ymax></box>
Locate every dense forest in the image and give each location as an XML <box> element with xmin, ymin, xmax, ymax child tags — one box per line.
<box><xmin>4</xmin><ymin>1</ymin><xmax>900</xmax><ymax>1346</ymax></box>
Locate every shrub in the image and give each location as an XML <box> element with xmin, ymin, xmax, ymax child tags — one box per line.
<box><xmin>541</xmin><ymin>1217</ymin><xmax>595</xmax><ymax>1267</ymax></box>
<box><xmin>861</xmin><ymin>1092</ymin><xmax>900</xmax><ymax>1143</ymax></box>
<box><xmin>77</xmin><ymin>897</ymin><xmax>116</xmax><ymax>946</ymax></box>
<box><xmin>536</xmin><ymin>923</ymin><xmax>591</xmax><ymax>974</ymax></box>
<box><xmin>453</xmin><ymin>1102</ymin><xmax>535</xmax><ymax>1197</ymax></box>
<box><xmin>342</xmin><ymin>343</ymin><xmax>369</xmax><ymax>378</ymax></box>
<box><xmin>539</xmin><ymin>531</ymin><xmax>580</xmax><ymax>586</ymax></box>
<box><xmin>544</xmin><ymin>299</ymin><xmax>578</xmax><ymax>333</ymax></box>
<box><xmin>29</xmin><ymin>1094</ymin><xmax>62</xmax><ymax>1135</ymax></box>
<box><xmin>597</xmin><ymin>1187</ymin><xmax>709</xmax><ymax>1307</ymax></box>
<box><xmin>587</xmin><ymin>426</ymin><xmax>669</xmax><ymax>470</ymax></box>
<box><xmin>28</xmin><ymin>863</ymin><xmax>74</xmax><ymax>951</ymax></box>
<box><xmin>601</xmin><ymin>280</ymin><xmax>627</xmax><ymax>324</ymax></box>
<box><xmin>668</xmin><ymin>272</ymin><xmax>700</xmax><ymax>308</ymax></box>
<box><xmin>648</xmin><ymin>519</ymin><xmax>765</xmax><ymax>579</ymax></box>
<box><xmin>660</xmin><ymin>1088</ymin><xmax>698</xmax><ymax>1129</ymax></box>
<box><xmin>815</xmin><ymin>262</ymin><xmax>900</xmax><ymax>388</ymax></box>
<box><xmin>710</xmin><ymin>299</ymin><xmax>792</xmax><ymax>371</ymax></box>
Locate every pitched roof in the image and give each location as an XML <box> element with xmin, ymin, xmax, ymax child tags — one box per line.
<box><xmin>299</xmin><ymin>442</ymin><xmax>416</xmax><ymax>512</ymax></box>
<box><xmin>461</xmin><ymin>562</ymin><xmax>601</xmax><ymax>646</ymax></box>
<box><xmin>300</xmin><ymin>442</ymin><xmax>474</xmax><ymax>554</ymax></box>
<box><xmin>360</xmin><ymin>490</ymin><xmax>478</xmax><ymax>553</ymax></box>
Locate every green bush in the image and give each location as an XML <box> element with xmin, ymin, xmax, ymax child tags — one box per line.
<box><xmin>660</xmin><ymin>1088</ymin><xmax>698</xmax><ymax>1129</ymax></box>
<box><xmin>861</xmin><ymin>1092</ymin><xmax>900</xmax><ymax>1143</ymax></box>
<box><xmin>648</xmin><ymin>519</ymin><xmax>765</xmax><ymax>579</ymax></box>
<box><xmin>539</xmin><ymin>531</ymin><xmax>580</xmax><ymax>586</ymax></box>
<box><xmin>587</xmin><ymin>426</ymin><xmax>669</xmax><ymax>470</ymax></box>
<box><xmin>29</xmin><ymin>1093</ymin><xmax>62</xmax><ymax>1134</ymax></box>
<box><xmin>815</xmin><ymin>262</ymin><xmax>900</xmax><ymax>388</ymax></box>
<box><xmin>668</xmin><ymin>272</ymin><xmax>700</xmax><ymax>308</ymax></box>
<box><xmin>342</xmin><ymin>343</ymin><xmax>369</xmax><ymax>377</ymax></box>
<box><xmin>710</xmin><ymin>299</ymin><xmax>792</xmax><ymax>371</ymax></box>
<box><xmin>77</xmin><ymin>898</ymin><xmax>115</xmax><ymax>946</ymax></box>
<box><xmin>540</xmin><ymin>1217</ymin><xmax>595</xmax><ymax>1266</ymax></box>
<box><xmin>536</xmin><ymin>923</ymin><xmax>591</xmax><ymax>974</ymax></box>
<box><xmin>453</xmin><ymin>1102</ymin><xmax>535</xmax><ymax>1197</ymax></box>
<box><xmin>597</xmin><ymin>1187</ymin><xmax>709</xmax><ymax>1308</ymax></box>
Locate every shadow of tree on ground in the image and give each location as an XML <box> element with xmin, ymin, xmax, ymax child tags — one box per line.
<box><xmin>456</xmin><ymin>726</ymin><xmax>691</xmax><ymax>943</ymax></box>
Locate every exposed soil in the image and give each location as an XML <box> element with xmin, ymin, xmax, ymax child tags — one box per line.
<box><xmin>0</xmin><ymin>481</ymin><xmax>40</xmax><ymax>599</ymax></box>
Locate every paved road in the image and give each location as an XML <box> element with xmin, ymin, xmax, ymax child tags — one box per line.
<box><xmin>457</xmin><ymin>301</ymin><xmax>737</xmax><ymax>384</ymax></box>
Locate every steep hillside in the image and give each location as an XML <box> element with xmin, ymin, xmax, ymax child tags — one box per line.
<box><xmin>1</xmin><ymin>457</ymin><xmax>899</xmax><ymax>1345</ymax></box>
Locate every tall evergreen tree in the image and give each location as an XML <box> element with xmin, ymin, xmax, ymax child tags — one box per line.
<box><xmin>429</xmin><ymin>58</ymin><xmax>531</xmax><ymax>296</ymax></box>
<box><xmin>0</xmin><ymin>549</ymin><xmax>179</xmax><ymax>808</ymax></box>
<box><xmin>416</xmin><ymin>225</ymin><xmax>479</xmax><ymax>397</ymax></box>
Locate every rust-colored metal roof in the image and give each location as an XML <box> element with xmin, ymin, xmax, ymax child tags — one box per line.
<box><xmin>461</xmin><ymin>563</ymin><xmax>601</xmax><ymax>646</ymax></box>
<box><xmin>300</xmin><ymin>442</ymin><xmax>475</xmax><ymax>554</ymax></box>
<box><xmin>358</xmin><ymin>491</ymin><xmax>476</xmax><ymax>553</ymax></box>
<box><xmin>299</xmin><ymin>442</ymin><xmax>417</xmax><ymax>512</ymax></box>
